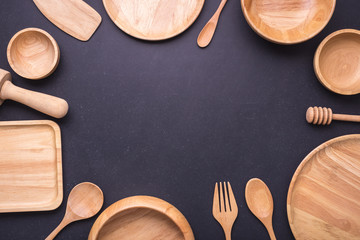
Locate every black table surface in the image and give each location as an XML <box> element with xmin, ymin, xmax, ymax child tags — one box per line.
<box><xmin>1</xmin><ymin>0</ymin><xmax>360</xmax><ymax>239</ymax></box>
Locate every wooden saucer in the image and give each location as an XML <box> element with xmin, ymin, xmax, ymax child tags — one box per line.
<box><xmin>103</xmin><ymin>0</ymin><xmax>204</xmax><ymax>40</ymax></box>
<box><xmin>314</xmin><ymin>29</ymin><xmax>360</xmax><ymax>95</ymax></box>
<box><xmin>287</xmin><ymin>135</ymin><xmax>360</xmax><ymax>239</ymax></box>
<box><xmin>88</xmin><ymin>196</ymin><xmax>194</xmax><ymax>240</ymax></box>
<box><xmin>241</xmin><ymin>0</ymin><xmax>336</xmax><ymax>44</ymax></box>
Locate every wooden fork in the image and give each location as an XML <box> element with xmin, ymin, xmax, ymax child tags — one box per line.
<box><xmin>213</xmin><ymin>182</ymin><xmax>238</xmax><ymax>240</ymax></box>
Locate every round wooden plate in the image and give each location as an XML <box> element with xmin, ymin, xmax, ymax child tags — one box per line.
<box><xmin>88</xmin><ymin>196</ymin><xmax>194</xmax><ymax>240</ymax></box>
<box><xmin>103</xmin><ymin>0</ymin><xmax>204</xmax><ymax>40</ymax></box>
<box><xmin>287</xmin><ymin>135</ymin><xmax>360</xmax><ymax>240</ymax></box>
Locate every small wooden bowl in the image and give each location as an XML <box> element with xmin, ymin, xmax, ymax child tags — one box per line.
<box><xmin>88</xmin><ymin>196</ymin><xmax>194</xmax><ymax>240</ymax></box>
<box><xmin>7</xmin><ymin>28</ymin><xmax>60</xmax><ymax>80</ymax></box>
<box><xmin>314</xmin><ymin>29</ymin><xmax>360</xmax><ymax>95</ymax></box>
<box><xmin>241</xmin><ymin>0</ymin><xmax>336</xmax><ymax>44</ymax></box>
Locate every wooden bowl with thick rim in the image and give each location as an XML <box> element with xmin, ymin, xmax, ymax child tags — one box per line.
<box><xmin>314</xmin><ymin>29</ymin><xmax>360</xmax><ymax>95</ymax></box>
<box><xmin>7</xmin><ymin>28</ymin><xmax>60</xmax><ymax>80</ymax></box>
<box><xmin>241</xmin><ymin>0</ymin><xmax>336</xmax><ymax>44</ymax></box>
<box><xmin>88</xmin><ymin>196</ymin><xmax>195</xmax><ymax>240</ymax></box>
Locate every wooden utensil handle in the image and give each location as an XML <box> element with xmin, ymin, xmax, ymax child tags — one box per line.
<box><xmin>333</xmin><ymin>113</ymin><xmax>360</xmax><ymax>122</ymax></box>
<box><xmin>0</xmin><ymin>81</ymin><xmax>68</xmax><ymax>118</ymax></box>
<box><xmin>45</xmin><ymin>218</ymin><xmax>70</xmax><ymax>240</ymax></box>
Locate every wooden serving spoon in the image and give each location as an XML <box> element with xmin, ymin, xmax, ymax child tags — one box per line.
<box><xmin>197</xmin><ymin>0</ymin><xmax>228</xmax><ymax>48</ymax></box>
<box><xmin>46</xmin><ymin>182</ymin><xmax>104</xmax><ymax>240</ymax></box>
<box><xmin>245</xmin><ymin>178</ymin><xmax>276</xmax><ymax>240</ymax></box>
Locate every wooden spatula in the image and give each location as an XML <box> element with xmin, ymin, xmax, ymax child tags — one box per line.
<box><xmin>33</xmin><ymin>0</ymin><xmax>101</xmax><ymax>41</ymax></box>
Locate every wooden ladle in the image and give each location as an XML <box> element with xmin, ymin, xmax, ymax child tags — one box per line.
<box><xmin>46</xmin><ymin>182</ymin><xmax>104</xmax><ymax>240</ymax></box>
<box><xmin>197</xmin><ymin>0</ymin><xmax>228</xmax><ymax>48</ymax></box>
<box><xmin>245</xmin><ymin>178</ymin><xmax>276</xmax><ymax>240</ymax></box>
<box><xmin>0</xmin><ymin>69</ymin><xmax>68</xmax><ymax>118</ymax></box>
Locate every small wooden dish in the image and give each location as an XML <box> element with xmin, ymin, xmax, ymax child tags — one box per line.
<box><xmin>88</xmin><ymin>196</ymin><xmax>194</xmax><ymax>240</ymax></box>
<box><xmin>7</xmin><ymin>28</ymin><xmax>60</xmax><ymax>80</ymax></box>
<box><xmin>103</xmin><ymin>0</ymin><xmax>204</xmax><ymax>41</ymax></box>
<box><xmin>241</xmin><ymin>0</ymin><xmax>336</xmax><ymax>44</ymax></box>
<box><xmin>314</xmin><ymin>29</ymin><xmax>360</xmax><ymax>95</ymax></box>
<box><xmin>287</xmin><ymin>135</ymin><xmax>360</xmax><ymax>239</ymax></box>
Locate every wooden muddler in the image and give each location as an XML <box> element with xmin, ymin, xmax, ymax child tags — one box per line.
<box><xmin>306</xmin><ymin>106</ymin><xmax>360</xmax><ymax>125</ymax></box>
<box><xmin>0</xmin><ymin>69</ymin><xmax>68</xmax><ymax>118</ymax></box>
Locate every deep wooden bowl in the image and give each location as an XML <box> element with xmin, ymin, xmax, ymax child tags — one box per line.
<box><xmin>314</xmin><ymin>29</ymin><xmax>360</xmax><ymax>95</ymax></box>
<box><xmin>7</xmin><ymin>28</ymin><xmax>60</xmax><ymax>80</ymax></box>
<box><xmin>88</xmin><ymin>196</ymin><xmax>194</xmax><ymax>240</ymax></box>
<box><xmin>241</xmin><ymin>0</ymin><xmax>336</xmax><ymax>44</ymax></box>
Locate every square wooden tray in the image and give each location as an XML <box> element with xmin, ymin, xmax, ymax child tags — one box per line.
<box><xmin>0</xmin><ymin>120</ymin><xmax>63</xmax><ymax>213</ymax></box>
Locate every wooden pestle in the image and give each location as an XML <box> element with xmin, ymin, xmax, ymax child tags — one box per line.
<box><xmin>0</xmin><ymin>69</ymin><xmax>68</xmax><ymax>118</ymax></box>
<box><xmin>306</xmin><ymin>106</ymin><xmax>360</xmax><ymax>125</ymax></box>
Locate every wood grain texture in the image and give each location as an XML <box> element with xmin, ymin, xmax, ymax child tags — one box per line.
<box><xmin>314</xmin><ymin>29</ymin><xmax>360</xmax><ymax>95</ymax></box>
<box><xmin>0</xmin><ymin>69</ymin><xmax>69</xmax><ymax>118</ymax></box>
<box><xmin>46</xmin><ymin>182</ymin><xmax>103</xmax><ymax>240</ymax></box>
<box><xmin>241</xmin><ymin>0</ymin><xmax>336</xmax><ymax>44</ymax></box>
<box><xmin>103</xmin><ymin>0</ymin><xmax>204</xmax><ymax>40</ymax></box>
<box><xmin>7</xmin><ymin>28</ymin><xmax>59</xmax><ymax>80</ymax></box>
<box><xmin>88</xmin><ymin>196</ymin><xmax>194</xmax><ymax>240</ymax></box>
<box><xmin>0</xmin><ymin>120</ymin><xmax>62</xmax><ymax>213</ymax></box>
<box><xmin>33</xmin><ymin>0</ymin><xmax>102</xmax><ymax>41</ymax></box>
<box><xmin>287</xmin><ymin>135</ymin><xmax>360</xmax><ymax>240</ymax></box>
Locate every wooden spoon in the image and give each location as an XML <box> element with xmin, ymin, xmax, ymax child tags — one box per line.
<box><xmin>46</xmin><ymin>182</ymin><xmax>104</xmax><ymax>240</ymax></box>
<box><xmin>245</xmin><ymin>178</ymin><xmax>276</xmax><ymax>240</ymax></box>
<box><xmin>197</xmin><ymin>0</ymin><xmax>228</xmax><ymax>48</ymax></box>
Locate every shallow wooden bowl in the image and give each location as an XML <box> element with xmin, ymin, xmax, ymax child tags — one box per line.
<box><xmin>88</xmin><ymin>196</ymin><xmax>194</xmax><ymax>240</ymax></box>
<box><xmin>241</xmin><ymin>0</ymin><xmax>336</xmax><ymax>44</ymax></box>
<box><xmin>287</xmin><ymin>135</ymin><xmax>360</xmax><ymax>239</ymax></box>
<box><xmin>314</xmin><ymin>29</ymin><xmax>360</xmax><ymax>95</ymax></box>
<box><xmin>7</xmin><ymin>28</ymin><xmax>60</xmax><ymax>80</ymax></box>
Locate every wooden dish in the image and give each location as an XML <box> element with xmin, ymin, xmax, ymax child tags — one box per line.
<box><xmin>0</xmin><ymin>120</ymin><xmax>62</xmax><ymax>213</ymax></box>
<box><xmin>103</xmin><ymin>0</ymin><xmax>204</xmax><ymax>41</ymax></box>
<box><xmin>314</xmin><ymin>29</ymin><xmax>360</xmax><ymax>95</ymax></box>
<box><xmin>7</xmin><ymin>28</ymin><xmax>60</xmax><ymax>80</ymax></box>
<box><xmin>287</xmin><ymin>135</ymin><xmax>360</xmax><ymax>239</ymax></box>
<box><xmin>241</xmin><ymin>0</ymin><xmax>336</xmax><ymax>44</ymax></box>
<box><xmin>88</xmin><ymin>196</ymin><xmax>195</xmax><ymax>240</ymax></box>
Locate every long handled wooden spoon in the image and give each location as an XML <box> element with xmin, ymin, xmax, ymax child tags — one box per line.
<box><xmin>197</xmin><ymin>0</ymin><xmax>228</xmax><ymax>48</ymax></box>
<box><xmin>46</xmin><ymin>182</ymin><xmax>104</xmax><ymax>240</ymax></box>
<box><xmin>306</xmin><ymin>106</ymin><xmax>360</xmax><ymax>125</ymax></box>
<box><xmin>245</xmin><ymin>178</ymin><xmax>276</xmax><ymax>240</ymax></box>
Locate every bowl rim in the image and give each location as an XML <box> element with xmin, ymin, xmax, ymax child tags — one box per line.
<box><xmin>240</xmin><ymin>0</ymin><xmax>336</xmax><ymax>45</ymax></box>
<box><xmin>7</xmin><ymin>27</ymin><xmax>60</xmax><ymax>80</ymax></box>
<box><xmin>314</xmin><ymin>28</ymin><xmax>360</xmax><ymax>95</ymax></box>
<box><xmin>88</xmin><ymin>195</ymin><xmax>195</xmax><ymax>240</ymax></box>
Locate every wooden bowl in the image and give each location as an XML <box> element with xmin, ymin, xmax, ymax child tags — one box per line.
<box><xmin>7</xmin><ymin>28</ymin><xmax>60</xmax><ymax>80</ymax></box>
<box><xmin>287</xmin><ymin>134</ymin><xmax>360</xmax><ymax>239</ymax></box>
<box><xmin>241</xmin><ymin>0</ymin><xmax>336</xmax><ymax>44</ymax></box>
<box><xmin>314</xmin><ymin>29</ymin><xmax>360</xmax><ymax>95</ymax></box>
<box><xmin>88</xmin><ymin>196</ymin><xmax>194</xmax><ymax>240</ymax></box>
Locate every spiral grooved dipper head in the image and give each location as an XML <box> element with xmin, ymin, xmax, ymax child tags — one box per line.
<box><xmin>306</xmin><ymin>107</ymin><xmax>333</xmax><ymax>125</ymax></box>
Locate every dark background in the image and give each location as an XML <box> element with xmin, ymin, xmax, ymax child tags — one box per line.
<box><xmin>0</xmin><ymin>0</ymin><xmax>359</xmax><ymax>239</ymax></box>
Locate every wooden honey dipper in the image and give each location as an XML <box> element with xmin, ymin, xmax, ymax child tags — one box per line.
<box><xmin>306</xmin><ymin>107</ymin><xmax>360</xmax><ymax>125</ymax></box>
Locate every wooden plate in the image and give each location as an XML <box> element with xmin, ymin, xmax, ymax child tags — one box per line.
<box><xmin>103</xmin><ymin>0</ymin><xmax>204</xmax><ymax>40</ymax></box>
<box><xmin>0</xmin><ymin>120</ymin><xmax>62</xmax><ymax>213</ymax></box>
<box><xmin>287</xmin><ymin>135</ymin><xmax>360</xmax><ymax>239</ymax></box>
<box><xmin>241</xmin><ymin>0</ymin><xmax>336</xmax><ymax>44</ymax></box>
<box><xmin>88</xmin><ymin>196</ymin><xmax>195</xmax><ymax>240</ymax></box>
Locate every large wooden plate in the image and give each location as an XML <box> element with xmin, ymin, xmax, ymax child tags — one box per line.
<box><xmin>287</xmin><ymin>135</ymin><xmax>360</xmax><ymax>239</ymax></box>
<box><xmin>0</xmin><ymin>120</ymin><xmax>62</xmax><ymax>213</ymax></box>
<box><xmin>103</xmin><ymin>0</ymin><xmax>204</xmax><ymax>40</ymax></box>
<box><xmin>88</xmin><ymin>196</ymin><xmax>194</xmax><ymax>240</ymax></box>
